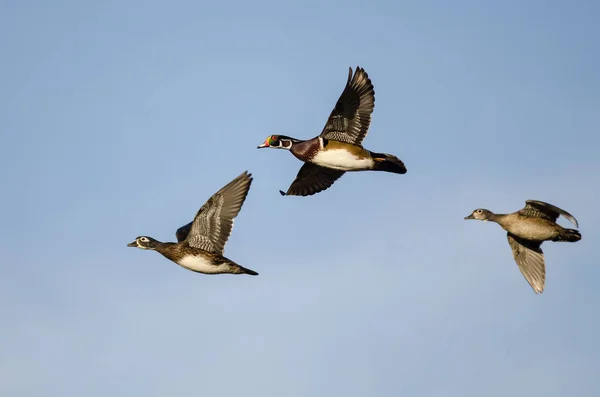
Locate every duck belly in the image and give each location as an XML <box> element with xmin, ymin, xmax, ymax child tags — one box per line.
<box><xmin>177</xmin><ymin>255</ymin><xmax>230</xmax><ymax>274</ymax></box>
<box><xmin>311</xmin><ymin>149</ymin><xmax>374</xmax><ymax>171</ymax></box>
<box><xmin>504</xmin><ymin>219</ymin><xmax>558</xmax><ymax>241</ymax></box>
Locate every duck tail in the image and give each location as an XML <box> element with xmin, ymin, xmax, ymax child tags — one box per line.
<box><xmin>370</xmin><ymin>152</ymin><xmax>407</xmax><ymax>174</ymax></box>
<box><xmin>554</xmin><ymin>228</ymin><xmax>582</xmax><ymax>242</ymax></box>
<box><xmin>238</xmin><ymin>265</ymin><xmax>259</xmax><ymax>276</ymax></box>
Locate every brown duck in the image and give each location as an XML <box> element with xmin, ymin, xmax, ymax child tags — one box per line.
<box><xmin>127</xmin><ymin>171</ymin><xmax>258</xmax><ymax>275</ymax></box>
<box><xmin>257</xmin><ymin>66</ymin><xmax>407</xmax><ymax>197</ymax></box>
<box><xmin>465</xmin><ymin>200</ymin><xmax>581</xmax><ymax>294</ymax></box>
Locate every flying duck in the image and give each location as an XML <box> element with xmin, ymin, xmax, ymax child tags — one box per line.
<box><xmin>127</xmin><ymin>171</ymin><xmax>258</xmax><ymax>275</ymax></box>
<box><xmin>257</xmin><ymin>66</ymin><xmax>407</xmax><ymax>197</ymax></box>
<box><xmin>465</xmin><ymin>200</ymin><xmax>581</xmax><ymax>294</ymax></box>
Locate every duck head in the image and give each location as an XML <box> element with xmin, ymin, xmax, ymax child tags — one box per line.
<box><xmin>464</xmin><ymin>208</ymin><xmax>494</xmax><ymax>222</ymax></box>
<box><xmin>257</xmin><ymin>135</ymin><xmax>299</xmax><ymax>150</ymax></box>
<box><xmin>127</xmin><ymin>236</ymin><xmax>160</xmax><ymax>250</ymax></box>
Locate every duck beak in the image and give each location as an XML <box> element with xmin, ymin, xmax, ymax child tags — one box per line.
<box><xmin>127</xmin><ymin>241</ymin><xmax>137</xmax><ymax>247</ymax></box>
<box><xmin>257</xmin><ymin>139</ymin><xmax>270</xmax><ymax>149</ymax></box>
<box><xmin>464</xmin><ymin>214</ymin><xmax>474</xmax><ymax>220</ymax></box>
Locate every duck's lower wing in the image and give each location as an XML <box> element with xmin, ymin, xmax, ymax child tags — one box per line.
<box><xmin>280</xmin><ymin>163</ymin><xmax>345</xmax><ymax>197</ymax></box>
<box><xmin>507</xmin><ymin>233</ymin><xmax>546</xmax><ymax>294</ymax></box>
<box><xmin>176</xmin><ymin>221</ymin><xmax>192</xmax><ymax>242</ymax></box>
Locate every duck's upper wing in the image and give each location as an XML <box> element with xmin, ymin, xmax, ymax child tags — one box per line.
<box><xmin>280</xmin><ymin>163</ymin><xmax>344</xmax><ymax>197</ymax></box>
<box><xmin>319</xmin><ymin>66</ymin><xmax>375</xmax><ymax>146</ymax></box>
<box><xmin>507</xmin><ymin>233</ymin><xmax>546</xmax><ymax>294</ymax></box>
<box><xmin>519</xmin><ymin>200</ymin><xmax>579</xmax><ymax>227</ymax></box>
<box><xmin>181</xmin><ymin>171</ymin><xmax>253</xmax><ymax>254</ymax></box>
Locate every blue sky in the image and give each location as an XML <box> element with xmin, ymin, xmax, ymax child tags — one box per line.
<box><xmin>1</xmin><ymin>0</ymin><xmax>599</xmax><ymax>395</ymax></box>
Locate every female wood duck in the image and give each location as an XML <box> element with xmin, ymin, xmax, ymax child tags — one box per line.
<box><xmin>257</xmin><ymin>66</ymin><xmax>407</xmax><ymax>197</ymax></box>
<box><xmin>127</xmin><ymin>171</ymin><xmax>258</xmax><ymax>276</ymax></box>
<box><xmin>464</xmin><ymin>200</ymin><xmax>581</xmax><ymax>294</ymax></box>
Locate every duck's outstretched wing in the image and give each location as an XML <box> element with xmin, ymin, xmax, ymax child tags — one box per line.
<box><xmin>519</xmin><ymin>200</ymin><xmax>579</xmax><ymax>227</ymax></box>
<box><xmin>507</xmin><ymin>233</ymin><xmax>546</xmax><ymax>294</ymax></box>
<box><xmin>181</xmin><ymin>171</ymin><xmax>253</xmax><ymax>254</ymax></box>
<box><xmin>319</xmin><ymin>66</ymin><xmax>375</xmax><ymax>146</ymax></box>
<box><xmin>280</xmin><ymin>163</ymin><xmax>344</xmax><ymax>197</ymax></box>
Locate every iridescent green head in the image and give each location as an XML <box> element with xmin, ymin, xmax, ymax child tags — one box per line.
<box><xmin>257</xmin><ymin>135</ymin><xmax>296</xmax><ymax>149</ymax></box>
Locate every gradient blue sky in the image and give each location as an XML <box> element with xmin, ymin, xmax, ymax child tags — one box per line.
<box><xmin>1</xmin><ymin>1</ymin><xmax>599</xmax><ymax>396</ymax></box>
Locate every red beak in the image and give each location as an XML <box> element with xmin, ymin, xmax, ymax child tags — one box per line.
<box><xmin>257</xmin><ymin>139</ymin><xmax>270</xmax><ymax>149</ymax></box>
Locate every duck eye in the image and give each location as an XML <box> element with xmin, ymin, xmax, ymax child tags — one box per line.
<box><xmin>476</xmin><ymin>210</ymin><xmax>482</xmax><ymax>214</ymax></box>
<box><xmin>140</xmin><ymin>237</ymin><xmax>148</xmax><ymax>242</ymax></box>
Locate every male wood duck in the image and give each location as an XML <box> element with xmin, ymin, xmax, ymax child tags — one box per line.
<box><xmin>257</xmin><ymin>66</ymin><xmax>407</xmax><ymax>197</ymax></box>
<box><xmin>127</xmin><ymin>171</ymin><xmax>258</xmax><ymax>276</ymax></box>
<box><xmin>465</xmin><ymin>200</ymin><xmax>581</xmax><ymax>294</ymax></box>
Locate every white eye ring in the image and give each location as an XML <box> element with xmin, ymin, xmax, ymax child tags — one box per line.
<box><xmin>140</xmin><ymin>237</ymin><xmax>149</xmax><ymax>242</ymax></box>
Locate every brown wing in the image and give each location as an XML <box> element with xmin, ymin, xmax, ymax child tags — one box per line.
<box><xmin>319</xmin><ymin>66</ymin><xmax>375</xmax><ymax>146</ymax></box>
<box><xmin>507</xmin><ymin>233</ymin><xmax>546</xmax><ymax>294</ymax></box>
<box><xmin>519</xmin><ymin>200</ymin><xmax>579</xmax><ymax>227</ymax></box>
<box><xmin>184</xmin><ymin>171</ymin><xmax>253</xmax><ymax>254</ymax></box>
<box><xmin>280</xmin><ymin>163</ymin><xmax>345</xmax><ymax>197</ymax></box>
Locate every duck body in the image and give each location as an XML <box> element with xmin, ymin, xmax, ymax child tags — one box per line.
<box><xmin>290</xmin><ymin>138</ymin><xmax>372</xmax><ymax>171</ymax></box>
<box><xmin>491</xmin><ymin>213</ymin><xmax>577</xmax><ymax>242</ymax></box>
<box><xmin>160</xmin><ymin>242</ymin><xmax>256</xmax><ymax>275</ymax></box>
<box><xmin>312</xmin><ymin>145</ymin><xmax>374</xmax><ymax>171</ymax></box>
<box><xmin>288</xmin><ymin>137</ymin><xmax>403</xmax><ymax>172</ymax></box>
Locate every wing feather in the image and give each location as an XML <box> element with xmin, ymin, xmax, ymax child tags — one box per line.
<box><xmin>319</xmin><ymin>66</ymin><xmax>375</xmax><ymax>146</ymax></box>
<box><xmin>182</xmin><ymin>171</ymin><xmax>253</xmax><ymax>254</ymax></box>
<box><xmin>520</xmin><ymin>200</ymin><xmax>579</xmax><ymax>227</ymax></box>
<box><xmin>281</xmin><ymin>163</ymin><xmax>344</xmax><ymax>197</ymax></box>
<box><xmin>507</xmin><ymin>233</ymin><xmax>546</xmax><ymax>294</ymax></box>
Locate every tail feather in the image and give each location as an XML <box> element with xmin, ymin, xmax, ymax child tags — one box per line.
<box><xmin>554</xmin><ymin>228</ymin><xmax>582</xmax><ymax>242</ymax></box>
<box><xmin>371</xmin><ymin>152</ymin><xmax>407</xmax><ymax>174</ymax></box>
<box><xmin>239</xmin><ymin>265</ymin><xmax>259</xmax><ymax>276</ymax></box>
